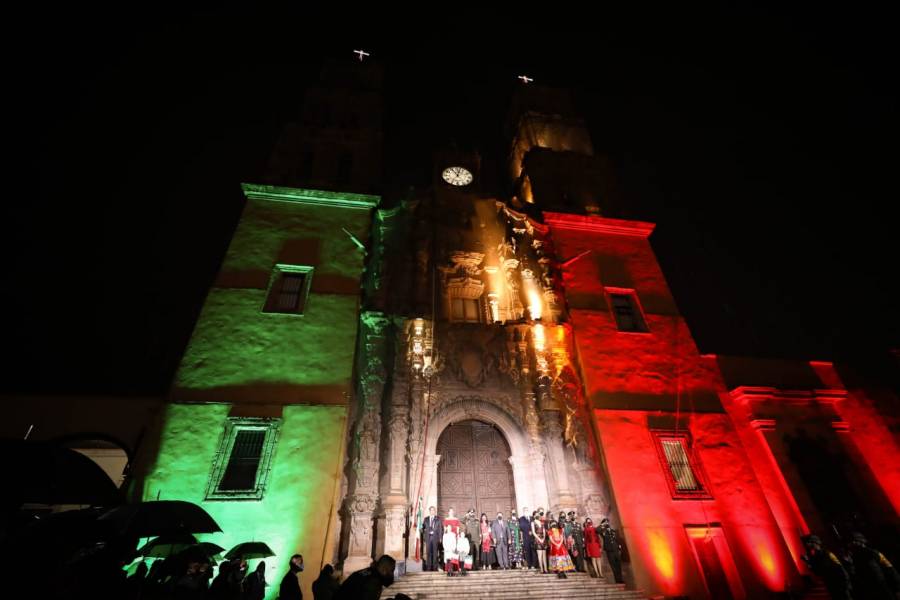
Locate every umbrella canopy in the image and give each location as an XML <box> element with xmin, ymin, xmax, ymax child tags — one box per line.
<box><xmin>224</xmin><ymin>541</ymin><xmax>275</xmax><ymax>560</ymax></box>
<box><xmin>1</xmin><ymin>440</ymin><xmax>122</xmax><ymax>507</ymax></box>
<box><xmin>136</xmin><ymin>533</ymin><xmax>198</xmax><ymax>557</ymax></box>
<box><xmin>179</xmin><ymin>541</ymin><xmax>226</xmax><ymax>565</ymax></box>
<box><xmin>98</xmin><ymin>500</ymin><xmax>222</xmax><ymax>537</ymax></box>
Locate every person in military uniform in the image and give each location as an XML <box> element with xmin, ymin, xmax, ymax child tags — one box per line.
<box><xmin>801</xmin><ymin>534</ymin><xmax>851</xmax><ymax>600</ymax></box>
<box><xmin>846</xmin><ymin>532</ymin><xmax>900</xmax><ymax>600</ymax></box>
<box><xmin>568</xmin><ymin>511</ymin><xmax>586</xmax><ymax>572</ymax></box>
<box><xmin>599</xmin><ymin>517</ymin><xmax>624</xmax><ymax>583</ymax></box>
<box><xmin>463</xmin><ymin>508</ymin><xmax>480</xmax><ymax>569</ymax></box>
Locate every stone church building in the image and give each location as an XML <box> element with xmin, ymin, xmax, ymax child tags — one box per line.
<box><xmin>9</xmin><ymin>58</ymin><xmax>898</xmax><ymax>599</ymax></box>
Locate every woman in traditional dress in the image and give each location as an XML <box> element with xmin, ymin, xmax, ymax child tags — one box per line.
<box><xmin>442</xmin><ymin>524</ymin><xmax>459</xmax><ymax>576</ymax></box>
<box><xmin>548</xmin><ymin>520</ymin><xmax>575</xmax><ymax>579</ymax></box>
<box><xmin>531</xmin><ymin>511</ymin><xmax>548</xmax><ymax>574</ymax></box>
<box><xmin>508</xmin><ymin>510</ymin><xmax>524</xmax><ymax>569</ymax></box>
<box><xmin>479</xmin><ymin>513</ymin><xmax>494</xmax><ymax>570</ymax></box>
<box><xmin>583</xmin><ymin>517</ymin><xmax>603</xmax><ymax>578</ymax></box>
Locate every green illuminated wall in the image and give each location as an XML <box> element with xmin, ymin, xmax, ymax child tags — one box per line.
<box><xmin>172</xmin><ymin>185</ymin><xmax>378</xmax><ymax>405</ymax></box>
<box><xmin>143</xmin><ymin>402</ymin><xmax>347</xmax><ymax>600</ymax></box>
<box><xmin>138</xmin><ymin>185</ymin><xmax>378</xmax><ymax>599</ymax></box>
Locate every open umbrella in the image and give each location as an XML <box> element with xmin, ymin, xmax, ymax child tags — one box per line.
<box><xmin>179</xmin><ymin>541</ymin><xmax>226</xmax><ymax>565</ymax></box>
<box><xmin>98</xmin><ymin>500</ymin><xmax>222</xmax><ymax>537</ymax></box>
<box><xmin>136</xmin><ymin>533</ymin><xmax>198</xmax><ymax>558</ymax></box>
<box><xmin>224</xmin><ymin>541</ymin><xmax>275</xmax><ymax>560</ymax></box>
<box><xmin>1</xmin><ymin>440</ymin><xmax>122</xmax><ymax>507</ymax></box>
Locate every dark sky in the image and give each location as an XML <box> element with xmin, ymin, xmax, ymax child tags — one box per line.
<box><xmin>6</xmin><ymin>8</ymin><xmax>898</xmax><ymax>395</ymax></box>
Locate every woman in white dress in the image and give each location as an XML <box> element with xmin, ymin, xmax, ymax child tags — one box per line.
<box><xmin>442</xmin><ymin>524</ymin><xmax>459</xmax><ymax>576</ymax></box>
<box><xmin>456</xmin><ymin>530</ymin><xmax>471</xmax><ymax>576</ymax></box>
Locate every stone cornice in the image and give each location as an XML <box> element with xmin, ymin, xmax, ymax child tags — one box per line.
<box><xmin>241</xmin><ymin>183</ymin><xmax>380</xmax><ymax>209</ymax></box>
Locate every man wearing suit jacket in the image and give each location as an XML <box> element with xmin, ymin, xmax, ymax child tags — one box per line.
<box><xmin>421</xmin><ymin>506</ymin><xmax>443</xmax><ymax>571</ymax></box>
<box><xmin>491</xmin><ymin>512</ymin><xmax>510</xmax><ymax>569</ymax></box>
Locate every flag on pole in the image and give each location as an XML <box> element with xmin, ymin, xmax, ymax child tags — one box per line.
<box><xmin>414</xmin><ymin>496</ymin><xmax>423</xmax><ymax>561</ymax></box>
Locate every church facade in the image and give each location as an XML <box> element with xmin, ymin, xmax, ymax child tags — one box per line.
<box><xmin>119</xmin><ymin>60</ymin><xmax>900</xmax><ymax>600</ymax></box>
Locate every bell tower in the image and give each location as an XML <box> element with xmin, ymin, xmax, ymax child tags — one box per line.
<box><xmin>506</xmin><ymin>85</ymin><xmax>617</xmax><ymax>216</ymax></box>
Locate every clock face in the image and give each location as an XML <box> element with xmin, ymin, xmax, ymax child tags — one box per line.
<box><xmin>442</xmin><ymin>166</ymin><xmax>473</xmax><ymax>187</ymax></box>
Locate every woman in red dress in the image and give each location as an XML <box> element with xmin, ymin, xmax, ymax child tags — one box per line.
<box><xmin>479</xmin><ymin>513</ymin><xmax>494</xmax><ymax>570</ymax></box>
<box><xmin>583</xmin><ymin>517</ymin><xmax>603</xmax><ymax>578</ymax></box>
<box><xmin>547</xmin><ymin>520</ymin><xmax>575</xmax><ymax>579</ymax></box>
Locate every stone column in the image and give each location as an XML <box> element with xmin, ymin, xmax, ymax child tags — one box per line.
<box><xmin>543</xmin><ymin>415</ymin><xmax>578</xmax><ymax>512</ymax></box>
<box><xmin>341</xmin><ymin>312</ymin><xmax>390</xmax><ymax>575</ymax></box>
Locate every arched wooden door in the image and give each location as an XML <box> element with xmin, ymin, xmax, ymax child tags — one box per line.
<box><xmin>437</xmin><ymin>420</ymin><xmax>516</xmax><ymax>518</ymax></box>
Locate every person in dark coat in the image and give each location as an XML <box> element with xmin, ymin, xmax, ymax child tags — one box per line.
<box><xmin>847</xmin><ymin>532</ymin><xmax>899</xmax><ymax>600</ymax></box>
<box><xmin>312</xmin><ymin>564</ymin><xmax>340</xmax><ymax>600</ymax></box>
<box><xmin>335</xmin><ymin>555</ymin><xmax>396</xmax><ymax>600</ymax></box>
<box><xmin>519</xmin><ymin>507</ymin><xmax>534</xmax><ymax>569</ymax></box>
<box><xmin>242</xmin><ymin>561</ymin><xmax>266</xmax><ymax>600</ymax></box>
<box><xmin>279</xmin><ymin>554</ymin><xmax>304</xmax><ymax>600</ymax></box>
<box><xmin>599</xmin><ymin>518</ymin><xmax>624</xmax><ymax>583</ymax></box>
<box><xmin>421</xmin><ymin>506</ymin><xmax>443</xmax><ymax>571</ymax></box>
<box><xmin>568</xmin><ymin>511</ymin><xmax>586</xmax><ymax>572</ymax></box>
<box><xmin>801</xmin><ymin>534</ymin><xmax>851</xmax><ymax>600</ymax></box>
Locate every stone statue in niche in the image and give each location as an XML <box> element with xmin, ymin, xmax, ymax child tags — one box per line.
<box><xmin>552</xmin><ymin>366</ymin><xmax>583</xmax><ymax>447</ymax></box>
<box><xmin>350</xmin><ymin>516</ymin><xmax>371</xmax><ymax>553</ymax></box>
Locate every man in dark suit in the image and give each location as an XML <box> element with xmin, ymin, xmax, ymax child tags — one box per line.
<box><xmin>421</xmin><ymin>506</ymin><xmax>443</xmax><ymax>571</ymax></box>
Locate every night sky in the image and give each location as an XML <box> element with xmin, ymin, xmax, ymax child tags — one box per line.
<box><xmin>6</xmin><ymin>8</ymin><xmax>898</xmax><ymax>395</ymax></box>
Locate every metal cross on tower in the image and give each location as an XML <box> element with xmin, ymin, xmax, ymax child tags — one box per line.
<box><xmin>518</xmin><ymin>75</ymin><xmax>534</xmax><ymax>84</ymax></box>
<box><xmin>353</xmin><ymin>49</ymin><xmax>371</xmax><ymax>62</ymax></box>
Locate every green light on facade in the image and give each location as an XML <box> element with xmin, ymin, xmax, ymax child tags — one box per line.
<box><xmin>143</xmin><ymin>403</ymin><xmax>347</xmax><ymax>600</ymax></box>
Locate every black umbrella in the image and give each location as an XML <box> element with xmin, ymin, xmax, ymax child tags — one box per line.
<box><xmin>224</xmin><ymin>541</ymin><xmax>275</xmax><ymax>560</ymax></box>
<box><xmin>1</xmin><ymin>440</ymin><xmax>122</xmax><ymax>507</ymax></box>
<box><xmin>179</xmin><ymin>541</ymin><xmax>226</xmax><ymax>565</ymax></box>
<box><xmin>136</xmin><ymin>533</ymin><xmax>198</xmax><ymax>558</ymax></box>
<box><xmin>98</xmin><ymin>500</ymin><xmax>222</xmax><ymax>537</ymax></box>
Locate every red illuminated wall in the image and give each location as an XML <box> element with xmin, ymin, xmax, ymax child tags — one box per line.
<box><xmin>545</xmin><ymin>212</ymin><xmax>800</xmax><ymax>598</ymax></box>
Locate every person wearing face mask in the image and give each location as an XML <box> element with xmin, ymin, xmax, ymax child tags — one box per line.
<box><xmin>491</xmin><ymin>512</ymin><xmax>510</xmax><ymax>570</ymax></box>
<box><xmin>519</xmin><ymin>507</ymin><xmax>535</xmax><ymax>570</ymax></box>
<box><xmin>532</xmin><ymin>511</ymin><xmax>548</xmax><ymax>574</ymax></box>
<box><xmin>479</xmin><ymin>513</ymin><xmax>494</xmax><ymax>570</ymax></box>
<box><xmin>279</xmin><ymin>554</ymin><xmax>304</xmax><ymax>600</ymax></box>
<box><xmin>508</xmin><ymin>510</ymin><xmax>524</xmax><ymax>569</ymax></box>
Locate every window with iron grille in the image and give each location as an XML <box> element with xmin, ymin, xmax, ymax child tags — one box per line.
<box><xmin>652</xmin><ymin>432</ymin><xmax>712</xmax><ymax>499</ymax></box>
<box><xmin>262</xmin><ymin>265</ymin><xmax>313</xmax><ymax>315</ymax></box>
<box><xmin>207</xmin><ymin>418</ymin><xmax>280</xmax><ymax>501</ymax></box>
<box><xmin>608</xmin><ymin>291</ymin><xmax>649</xmax><ymax>332</ymax></box>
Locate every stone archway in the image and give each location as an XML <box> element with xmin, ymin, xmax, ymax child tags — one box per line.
<box><xmin>437</xmin><ymin>420</ymin><xmax>516</xmax><ymax>518</ymax></box>
<box><xmin>419</xmin><ymin>397</ymin><xmax>548</xmax><ymax>519</ymax></box>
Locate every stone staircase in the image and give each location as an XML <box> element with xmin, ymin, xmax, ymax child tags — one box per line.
<box><xmin>380</xmin><ymin>569</ymin><xmax>649</xmax><ymax>599</ymax></box>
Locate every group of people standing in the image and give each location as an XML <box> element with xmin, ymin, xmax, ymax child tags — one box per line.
<box><xmin>801</xmin><ymin>532</ymin><xmax>900</xmax><ymax>599</ymax></box>
<box><xmin>420</xmin><ymin>506</ymin><xmax>625</xmax><ymax>582</ymax></box>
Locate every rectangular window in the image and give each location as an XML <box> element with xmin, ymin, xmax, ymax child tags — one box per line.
<box><xmin>607</xmin><ymin>290</ymin><xmax>649</xmax><ymax>332</ymax></box>
<box><xmin>263</xmin><ymin>265</ymin><xmax>313</xmax><ymax>315</ymax></box>
<box><xmin>652</xmin><ymin>432</ymin><xmax>711</xmax><ymax>499</ymax></box>
<box><xmin>207</xmin><ymin>418</ymin><xmax>280</xmax><ymax>501</ymax></box>
<box><xmin>218</xmin><ymin>430</ymin><xmax>265</xmax><ymax>491</ymax></box>
<box><xmin>451</xmin><ymin>297</ymin><xmax>481</xmax><ymax>323</ymax></box>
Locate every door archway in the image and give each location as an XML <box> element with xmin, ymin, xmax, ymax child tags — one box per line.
<box><xmin>437</xmin><ymin>420</ymin><xmax>516</xmax><ymax>518</ymax></box>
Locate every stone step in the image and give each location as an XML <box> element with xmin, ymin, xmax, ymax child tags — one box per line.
<box><xmin>381</xmin><ymin>569</ymin><xmax>650</xmax><ymax>599</ymax></box>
